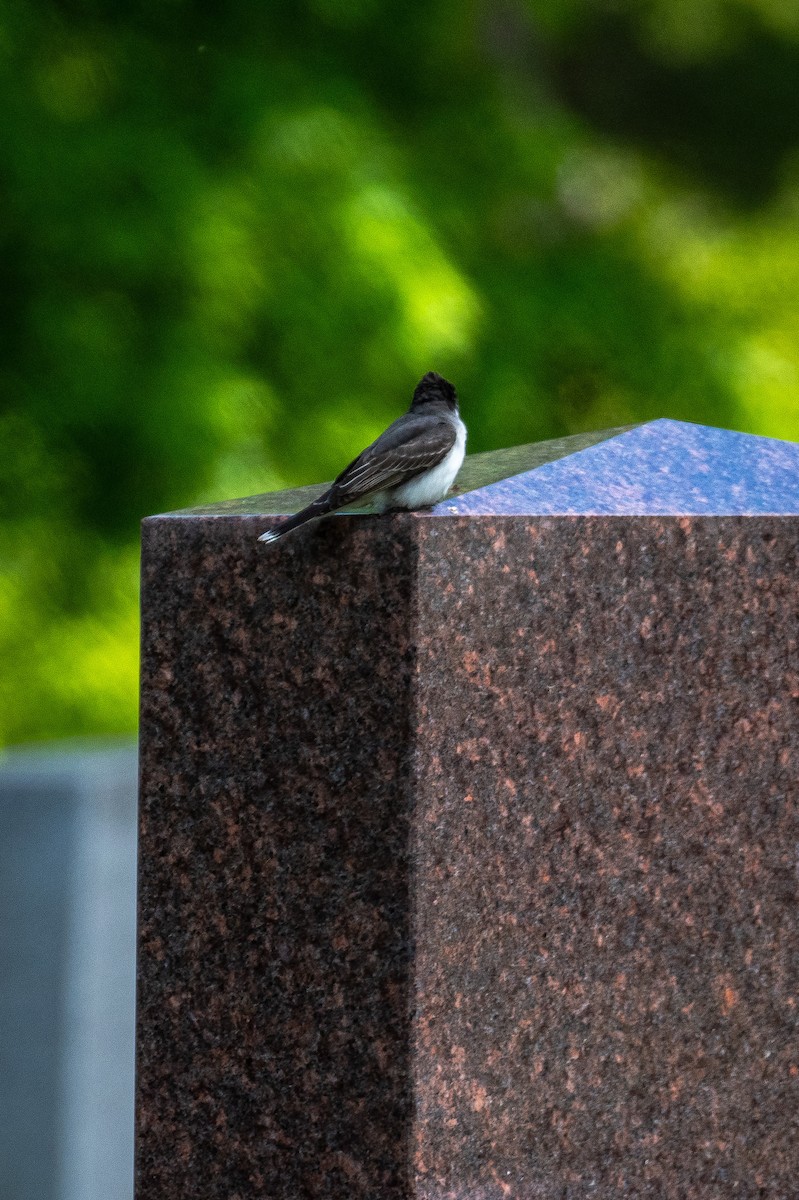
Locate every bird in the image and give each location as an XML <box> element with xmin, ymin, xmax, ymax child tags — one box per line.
<box><xmin>258</xmin><ymin>371</ymin><xmax>466</xmax><ymax>544</ymax></box>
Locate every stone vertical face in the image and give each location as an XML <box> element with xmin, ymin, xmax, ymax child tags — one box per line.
<box><xmin>0</xmin><ymin>745</ymin><xmax>137</xmax><ymax>1200</ymax></box>
<box><xmin>411</xmin><ymin>517</ymin><xmax>799</xmax><ymax>1197</ymax></box>
<box><xmin>138</xmin><ymin>421</ymin><xmax>799</xmax><ymax>1200</ymax></box>
<box><xmin>137</xmin><ymin>515</ymin><xmax>418</xmax><ymax>1200</ymax></box>
<box><xmin>0</xmin><ymin>767</ymin><xmax>76</xmax><ymax>1200</ymax></box>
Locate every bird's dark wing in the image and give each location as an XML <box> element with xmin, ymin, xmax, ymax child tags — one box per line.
<box><xmin>328</xmin><ymin>413</ymin><xmax>457</xmax><ymax>506</ymax></box>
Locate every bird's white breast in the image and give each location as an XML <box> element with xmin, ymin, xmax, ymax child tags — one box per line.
<box><xmin>390</xmin><ymin>416</ymin><xmax>467</xmax><ymax>510</ymax></box>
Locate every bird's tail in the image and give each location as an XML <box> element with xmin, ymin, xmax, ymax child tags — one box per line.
<box><xmin>257</xmin><ymin>493</ymin><xmax>334</xmax><ymax>544</ymax></box>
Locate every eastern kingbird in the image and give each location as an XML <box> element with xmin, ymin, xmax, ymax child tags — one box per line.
<box><xmin>258</xmin><ymin>372</ymin><xmax>466</xmax><ymax>544</ymax></box>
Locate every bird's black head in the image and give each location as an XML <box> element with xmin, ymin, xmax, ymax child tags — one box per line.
<box><xmin>410</xmin><ymin>371</ymin><xmax>458</xmax><ymax>412</ymax></box>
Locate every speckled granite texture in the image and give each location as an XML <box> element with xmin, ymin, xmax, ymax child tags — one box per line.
<box><xmin>439</xmin><ymin>419</ymin><xmax>799</xmax><ymax>515</ymax></box>
<box><xmin>138</xmin><ymin>426</ymin><xmax>799</xmax><ymax>1199</ymax></box>
<box><xmin>138</xmin><ymin>517</ymin><xmax>417</xmax><ymax>1199</ymax></box>
<box><xmin>410</xmin><ymin>517</ymin><xmax>798</xmax><ymax>1199</ymax></box>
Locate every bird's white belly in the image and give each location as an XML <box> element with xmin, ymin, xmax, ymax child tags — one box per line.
<box><xmin>388</xmin><ymin>418</ymin><xmax>467</xmax><ymax>510</ymax></box>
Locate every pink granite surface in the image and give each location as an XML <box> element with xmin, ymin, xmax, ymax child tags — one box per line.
<box><xmin>411</xmin><ymin>516</ymin><xmax>798</xmax><ymax>1199</ymax></box>
<box><xmin>138</xmin><ymin>510</ymin><xmax>799</xmax><ymax>1199</ymax></box>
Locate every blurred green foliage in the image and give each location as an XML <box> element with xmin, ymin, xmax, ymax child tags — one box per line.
<box><xmin>3</xmin><ymin>0</ymin><xmax>799</xmax><ymax>744</ymax></box>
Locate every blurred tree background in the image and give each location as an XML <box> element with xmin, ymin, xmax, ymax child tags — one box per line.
<box><xmin>3</xmin><ymin>0</ymin><xmax>799</xmax><ymax>745</ymax></box>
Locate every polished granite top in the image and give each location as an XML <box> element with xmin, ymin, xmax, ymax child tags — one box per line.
<box><xmin>163</xmin><ymin>419</ymin><xmax>799</xmax><ymax>519</ymax></box>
